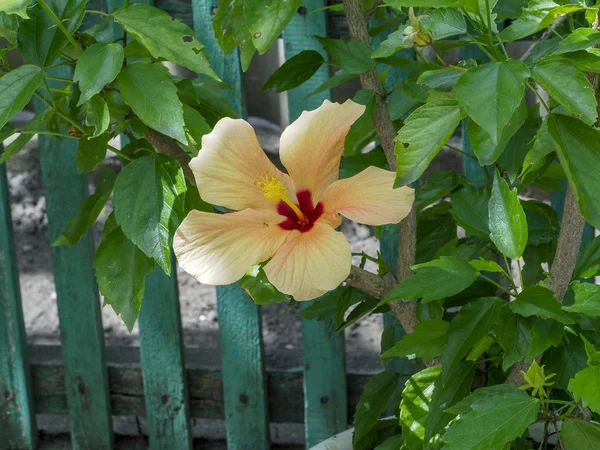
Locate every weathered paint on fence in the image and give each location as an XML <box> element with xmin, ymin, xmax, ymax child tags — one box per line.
<box><xmin>105</xmin><ymin>0</ymin><xmax>195</xmax><ymax>446</ymax></box>
<box><xmin>283</xmin><ymin>2</ymin><xmax>349</xmax><ymax>446</ymax></box>
<box><xmin>36</xmin><ymin>69</ymin><xmax>113</xmax><ymax>449</ymax></box>
<box><xmin>192</xmin><ymin>2</ymin><xmax>269</xmax><ymax>449</ymax></box>
<box><xmin>0</xmin><ymin>163</ymin><xmax>37</xmax><ymax>449</ymax></box>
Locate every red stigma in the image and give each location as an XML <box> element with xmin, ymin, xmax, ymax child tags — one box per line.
<box><xmin>277</xmin><ymin>190</ymin><xmax>323</xmax><ymax>232</ymax></box>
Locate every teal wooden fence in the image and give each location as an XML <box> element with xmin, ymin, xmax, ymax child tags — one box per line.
<box><xmin>0</xmin><ymin>3</ymin><xmax>582</xmax><ymax>450</ymax></box>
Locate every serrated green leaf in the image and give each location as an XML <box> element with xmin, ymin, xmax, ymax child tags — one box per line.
<box><xmin>0</xmin><ymin>65</ymin><xmax>44</xmax><ymax>132</ymax></box>
<box><xmin>394</xmin><ymin>100</ymin><xmax>462</xmax><ymax>187</ymax></box>
<box><xmin>548</xmin><ymin>114</ymin><xmax>600</xmax><ymax>230</ymax></box>
<box><xmin>523</xmin><ymin>200</ymin><xmax>559</xmax><ymax>246</ymax></box>
<box><xmin>74</xmin><ymin>43</ymin><xmax>124</xmax><ymax>106</ymax></box>
<box><xmin>113</xmin><ymin>154</ymin><xmax>187</xmax><ymax>274</ymax></box>
<box><xmin>554</xmin><ymin>28</ymin><xmax>600</xmax><ymax>55</ymax></box>
<box><xmin>76</xmin><ymin>133</ymin><xmax>109</xmax><ymax>174</ymax></box>
<box><xmin>561</xmin><ymin>418</ymin><xmax>600</xmax><ymax>450</ymax></box>
<box><xmin>84</xmin><ymin>95</ymin><xmax>110</xmax><ymax>138</ymax></box>
<box><xmin>94</xmin><ymin>226</ymin><xmax>155</xmax><ymax>331</ymax></box>
<box><xmin>381</xmin><ymin>256</ymin><xmax>479</xmax><ymax>304</ymax></box>
<box><xmin>113</xmin><ymin>3</ymin><xmax>218</xmax><ymax>79</ymax></box>
<box><xmin>17</xmin><ymin>0</ymin><xmax>86</xmax><ymax>67</ymax></box>
<box><xmin>511</xmin><ymin>285</ymin><xmax>573</xmax><ymax>324</ymax></box>
<box><xmin>456</xmin><ymin>60</ymin><xmax>530</xmax><ymax>145</ymax></box>
<box><xmin>489</xmin><ymin>171</ymin><xmax>528</xmax><ymax>259</ymax></box>
<box><xmin>564</xmin><ymin>281</ymin><xmax>600</xmax><ymax>317</ymax></box>
<box><xmin>527</xmin><ymin>319</ymin><xmax>564</xmax><ymax>361</ymax></box>
<box><xmin>450</xmin><ymin>186</ymin><xmax>490</xmax><ymax>237</ymax></box>
<box><xmin>444</xmin><ymin>385</ymin><xmax>540</xmax><ymax>450</ymax></box>
<box><xmin>181</xmin><ymin>104</ymin><xmax>210</xmax><ymax>156</ymax></box>
<box><xmin>522</xmin><ymin>117</ymin><xmax>554</xmax><ymax>176</ymax></box>
<box><xmin>52</xmin><ymin>168</ymin><xmax>116</xmax><ymax>247</ymax></box>
<box><xmin>417</xmin><ymin>67</ymin><xmax>465</xmax><ymax>92</ymax></box>
<box><xmin>574</xmin><ymin>235</ymin><xmax>600</xmax><ymax>279</ymax></box>
<box><xmin>353</xmin><ymin>371</ymin><xmax>400</xmax><ymax>444</ymax></box>
<box><xmin>441</xmin><ymin>297</ymin><xmax>502</xmax><ymax>382</ymax></box>
<box><xmin>422</xmin><ymin>8</ymin><xmax>466</xmax><ymax>40</ymax></box>
<box><xmin>400</xmin><ymin>366</ymin><xmax>441</xmax><ymax>450</ymax></box>
<box><xmin>381</xmin><ymin>319</ymin><xmax>449</xmax><ymax>362</ymax></box>
<box><xmin>425</xmin><ymin>361</ymin><xmax>476</xmax><ymax>441</ymax></box>
<box><xmin>0</xmin><ymin>12</ymin><xmax>20</xmax><ymax>44</ymax></box>
<box><xmin>495</xmin><ymin>306</ymin><xmax>533</xmax><ymax>370</ymax></box>
<box><xmin>372</xmin><ymin>28</ymin><xmax>407</xmax><ymax>59</ymax></box>
<box><xmin>532</xmin><ymin>58</ymin><xmax>597</xmax><ymax>125</ymax></box>
<box><xmin>543</xmin><ymin>332</ymin><xmax>587</xmax><ymax>389</ymax></box>
<box><xmin>500</xmin><ymin>0</ymin><xmax>559</xmax><ymax>42</ymax></box>
<box><xmin>416</xmin><ymin>171</ymin><xmax>466</xmax><ymax>211</ymax></box>
<box><xmin>569</xmin><ymin>366</ymin><xmax>600</xmax><ymax>414</ymax></box>
<box><xmin>118</xmin><ymin>62</ymin><xmax>186</xmax><ymax>144</ymax></box>
<box><xmin>263</xmin><ymin>50</ymin><xmax>324</xmax><ymax>93</ymax></box>
<box><xmin>316</xmin><ymin>36</ymin><xmax>375</xmax><ymax>74</ymax></box>
<box><xmin>213</xmin><ymin>0</ymin><xmax>255</xmax><ymax>70</ymax></box>
<box><xmin>240</xmin><ymin>264</ymin><xmax>287</xmax><ymax>305</ymax></box>
<box><xmin>0</xmin><ymin>0</ymin><xmax>30</xmax><ymax>19</ymax></box>
<box><xmin>469</xmin><ymin>259</ymin><xmax>504</xmax><ymax>273</ymax></box>
<box><xmin>563</xmin><ymin>49</ymin><xmax>600</xmax><ymax>74</ymax></box>
<box><xmin>245</xmin><ymin>0</ymin><xmax>303</xmax><ymax>54</ymax></box>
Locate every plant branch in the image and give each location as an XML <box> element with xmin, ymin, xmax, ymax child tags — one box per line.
<box><xmin>343</xmin><ymin>0</ymin><xmax>420</xmax><ymax>339</ymax></box>
<box><xmin>520</xmin><ymin>15</ymin><xmax>568</xmax><ymax>61</ymax></box>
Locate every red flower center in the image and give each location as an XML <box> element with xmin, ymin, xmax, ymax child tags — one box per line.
<box><xmin>277</xmin><ymin>190</ymin><xmax>323</xmax><ymax>233</ymax></box>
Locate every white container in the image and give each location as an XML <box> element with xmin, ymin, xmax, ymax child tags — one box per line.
<box><xmin>308</xmin><ymin>429</ymin><xmax>354</xmax><ymax>450</ymax></box>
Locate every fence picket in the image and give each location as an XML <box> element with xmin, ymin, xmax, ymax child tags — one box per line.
<box><xmin>191</xmin><ymin>2</ymin><xmax>270</xmax><ymax>448</ymax></box>
<box><xmin>0</xmin><ymin>163</ymin><xmax>37</xmax><ymax>449</ymax></box>
<box><xmin>36</xmin><ymin>69</ymin><xmax>113</xmax><ymax>449</ymax></box>
<box><xmin>104</xmin><ymin>1</ymin><xmax>194</xmax><ymax>446</ymax></box>
<box><xmin>283</xmin><ymin>2</ymin><xmax>348</xmax><ymax>446</ymax></box>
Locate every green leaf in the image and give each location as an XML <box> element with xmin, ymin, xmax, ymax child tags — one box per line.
<box><xmin>0</xmin><ymin>0</ymin><xmax>29</xmax><ymax>19</ymax></box>
<box><xmin>113</xmin><ymin>154</ymin><xmax>187</xmax><ymax>274</ymax></box>
<box><xmin>0</xmin><ymin>65</ymin><xmax>43</xmax><ymax>132</ymax></box>
<box><xmin>543</xmin><ymin>332</ymin><xmax>587</xmax><ymax>389</ymax></box>
<box><xmin>240</xmin><ymin>264</ymin><xmax>287</xmax><ymax>305</ymax></box>
<box><xmin>495</xmin><ymin>306</ymin><xmax>533</xmax><ymax>370</ymax></box>
<box><xmin>113</xmin><ymin>3</ymin><xmax>218</xmax><ymax>79</ymax></box>
<box><xmin>417</xmin><ymin>203</ymin><xmax>458</xmax><ymax>263</ymax></box>
<box><xmin>489</xmin><ymin>171</ymin><xmax>528</xmax><ymax>259</ymax></box>
<box><xmin>574</xmin><ymin>236</ymin><xmax>600</xmax><ymax>279</ymax></box>
<box><xmin>400</xmin><ymin>366</ymin><xmax>441</xmax><ymax>450</ymax></box>
<box><xmin>422</xmin><ymin>8</ymin><xmax>466</xmax><ymax>40</ymax></box>
<box><xmin>244</xmin><ymin>0</ymin><xmax>303</xmax><ymax>54</ymax></box>
<box><xmin>0</xmin><ymin>12</ymin><xmax>19</xmax><ymax>44</ymax></box>
<box><xmin>450</xmin><ymin>186</ymin><xmax>490</xmax><ymax>237</ymax></box>
<box><xmin>214</xmin><ymin>0</ymin><xmax>255</xmax><ymax>71</ymax></box>
<box><xmin>569</xmin><ymin>366</ymin><xmax>600</xmax><ymax>414</ymax></box>
<box><xmin>563</xmin><ymin>281</ymin><xmax>600</xmax><ymax>317</ymax></box>
<box><xmin>316</xmin><ymin>36</ymin><xmax>375</xmax><ymax>75</ymax></box>
<box><xmin>262</xmin><ymin>50</ymin><xmax>324</xmax><ymax>93</ymax></box>
<box><xmin>76</xmin><ymin>133</ymin><xmax>109</xmax><ymax>174</ymax></box>
<box><xmin>441</xmin><ymin>297</ymin><xmax>502</xmax><ymax>382</ymax></box>
<box><xmin>416</xmin><ymin>171</ymin><xmax>466</xmax><ymax>211</ymax></box>
<box><xmin>511</xmin><ymin>285</ymin><xmax>574</xmax><ymax>324</ymax></box>
<box><xmin>353</xmin><ymin>371</ymin><xmax>400</xmax><ymax>444</ymax></box>
<box><xmin>469</xmin><ymin>259</ymin><xmax>504</xmax><ymax>273</ymax></box>
<box><xmin>381</xmin><ymin>319</ymin><xmax>449</xmax><ymax>362</ymax></box>
<box><xmin>468</xmin><ymin>100</ymin><xmax>527</xmax><ymax>166</ymax></box>
<box><xmin>500</xmin><ymin>0</ymin><xmax>559</xmax><ymax>42</ymax></box>
<box><xmin>548</xmin><ymin>114</ymin><xmax>600</xmax><ymax>229</ymax></box>
<box><xmin>339</xmin><ymin>150</ymin><xmax>386</xmax><ymax>179</ymax></box>
<box><xmin>563</xmin><ymin>49</ymin><xmax>600</xmax><ymax>74</ymax></box>
<box><xmin>373</xmin><ymin>435</ymin><xmax>403</xmax><ymax>450</ymax></box>
<box><xmin>181</xmin><ymin>104</ymin><xmax>210</xmax><ymax>156</ymax></box>
<box><xmin>74</xmin><ymin>43</ymin><xmax>124</xmax><ymax>106</ymax></box>
<box><xmin>561</xmin><ymin>418</ymin><xmax>600</xmax><ymax>450</ymax></box>
<box><xmin>522</xmin><ymin>117</ymin><xmax>554</xmax><ymax>177</ymax></box>
<box><xmin>425</xmin><ymin>361</ymin><xmax>476</xmax><ymax>441</ymax></box>
<box><xmin>444</xmin><ymin>385</ymin><xmax>540</xmax><ymax>450</ymax></box>
<box><xmin>554</xmin><ymin>28</ymin><xmax>600</xmax><ymax>55</ymax></box>
<box><xmin>84</xmin><ymin>95</ymin><xmax>110</xmax><ymax>138</ymax></box>
<box><xmin>308</xmin><ymin>69</ymin><xmax>356</xmax><ymax>97</ymax></box>
<box><xmin>52</xmin><ymin>168</ymin><xmax>116</xmax><ymax>247</ymax></box>
<box><xmin>177</xmin><ymin>79</ymin><xmax>239</xmax><ymax>126</ymax></box>
<box><xmin>17</xmin><ymin>0</ymin><xmax>87</xmax><ymax>67</ymax></box>
<box><xmin>94</xmin><ymin>226</ymin><xmax>155</xmax><ymax>331</ymax></box>
<box><xmin>371</xmin><ymin>28</ymin><xmax>407</xmax><ymax>59</ymax></box>
<box><xmin>394</xmin><ymin>100</ymin><xmax>462</xmax><ymax>187</ymax></box>
<box><xmin>417</xmin><ymin>67</ymin><xmax>466</xmax><ymax>92</ymax></box>
<box><xmin>381</xmin><ymin>256</ymin><xmax>479</xmax><ymax>304</ymax></box>
<box><xmin>532</xmin><ymin>58</ymin><xmax>597</xmax><ymax>125</ymax></box>
<box><xmin>118</xmin><ymin>62</ymin><xmax>186</xmax><ymax>144</ymax></box>
<box><xmin>523</xmin><ymin>200</ymin><xmax>559</xmax><ymax>246</ymax></box>
<box><xmin>0</xmin><ymin>108</ymin><xmax>52</xmax><ymax>164</ymax></box>
<box><xmin>385</xmin><ymin>0</ymin><xmax>460</xmax><ymax>7</ymax></box>
<box><xmin>527</xmin><ymin>319</ymin><xmax>564</xmax><ymax>361</ymax></box>
<box><xmin>456</xmin><ymin>60</ymin><xmax>530</xmax><ymax>145</ymax></box>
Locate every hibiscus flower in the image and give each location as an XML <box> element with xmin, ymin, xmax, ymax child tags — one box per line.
<box><xmin>173</xmin><ymin>99</ymin><xmax>414</xmax><ymax>301</ymax></box>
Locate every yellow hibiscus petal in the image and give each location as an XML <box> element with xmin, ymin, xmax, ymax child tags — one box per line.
<box><xmin>174</xmin><ymin>209</ymin><xmax>289</xmax><ymax>285</ymax></box>
<box><xmin>319</xmin><ymin>166</ymin><xmax>415</xmax><ymax>226</ymax></box>
<box><xmin>279</xmin><ymin>99</ymin><xmax>365</xmax><ymax>200</ymax></box>
<box><xmin>264</xmin><ymin>223</ymin><xmax>351</xmax><ymax>301</ymax></box>
<box><xmin>190</xmin><ymin>118</ymin><xmax>293</xmax><ymax>211</ymax></box>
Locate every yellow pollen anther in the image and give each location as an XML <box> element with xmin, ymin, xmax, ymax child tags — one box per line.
<box><xmin>255</xmin><ymin>171</ymin><xmax>306</xmax><ymax>221</ymax></box>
